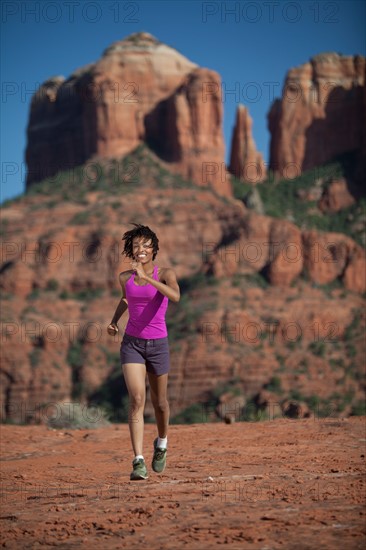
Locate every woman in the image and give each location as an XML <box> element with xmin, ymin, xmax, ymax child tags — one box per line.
<box><xmin>107</xmin><ymin>223</ymin><xmax>180</xmax><ymax>480</ymax></box>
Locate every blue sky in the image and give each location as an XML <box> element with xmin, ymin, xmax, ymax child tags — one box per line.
<box><xmin>1</xmin><ymin>0</ymin><xmax>365</xmax><ymax>202</ymax></box>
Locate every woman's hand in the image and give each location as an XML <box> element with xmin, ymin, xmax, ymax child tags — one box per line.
<box><xmin>107</xmin><ymin>323</ymin><xmax>119</xmax><ymax>335</ymax></box>
<box><xmin>131</xmin><ymin>260</ymin><xmax>147</xmax><ymax>280</ymax></box>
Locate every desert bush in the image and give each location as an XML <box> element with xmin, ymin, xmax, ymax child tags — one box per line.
<box><xmin>46</xmin><ymin>402</ymin><xmax>110</xmax><ymax>429</ymax></box>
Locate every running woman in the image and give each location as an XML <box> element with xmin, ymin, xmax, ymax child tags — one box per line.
<box><xmin>107</xmin><ymin>224</ymin><xmax>180</xmax><ymax>480</ymax></box>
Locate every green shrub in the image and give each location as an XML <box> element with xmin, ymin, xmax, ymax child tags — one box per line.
<box><xmin>170</xmin><ymin>403</ymin><xmax>206</xmax><ymax>424</ymax></box>
<box><xmin>289</xmin><ymin>389</ymin><xmax>302</xmax><ymax>401</ymax></box>
<box><xmin>309</xmin><ymin>341</ymin><xmax>326</xmax><ymax>357</ymax></box>
<box><xmin>0</xmin><ymin>291</ymin><xmax>14</xmax><ymax>301</ymax></box>
<box><xmin>29</xmin><ymin>349</ymin><xmax>41</xmax><ymax>368</ymax></box>
<box><xmin>265</xmin><ymin>376</ymin><xmax>282</xmax><ymax>394</ymax></box>
<box><xmin>306</xmin><ymin>395</ymin><xmax>320</xmax><ymax>410</ymax></box>
<box><xmin>87</xmin><ymin>347</ymin><xmax>129</xmax><ymax>423</ymax></box>
<box><xmin>59</xmin><ymin>288</ymin><xmax>103</xmax><ymax>301</ymax></box>
<box><xmin>70</xmin><ymin>211</ymin><xmax>91</xmax><ymax>225</ymax></box>
<box><xmin>67</xmin><ymin>342</ymin><xmax>83</xmax><ymax>367</ymax></box>
<box><xmin>350</xmin><ymin>400</ymin><xmax>366</xmax><ymax>416</ymax></box>
<box><xmin>67</xmin><ymin>342</ymin><xmax>84</xmax><ymax>399</ymax></box>
<box><xmin>211</xmin><ymin>379</ymin><xmax>242</xmax><ymax>400</ymax></box>
<box><xmin>329</xmin><ymin>358</ymin><xmax>344</xmax><ymax>369</ymax></box>
<box><xmin>179</xmin><ymin>272</ymin><xmax>219</xmax><ymax>293</ymax></box>
<box><xmin>241</xmin><ymin>398</ymin><xmax>269</xmax><ymax>422</ymax></box>
<box><xmin>346</xmin><ymin>344</ymin><xmax>357</xmax><ymax>358</ymax></box>
<box><xmin>27</xmin><ymin>288</ymin><xmax>40</xmax><ymax>300</ymax></box>
<box><xmin>74</xmin><ymin>288</ymin><xmax>103</xmax><ymax>301</ymax></box>
<box><xmin>166</xmin><ymin>294</ymin><xmax>202</xmax><ymax>341</ymax></box>
<box><xmin>244</xmin><ymin>272</ymin><xmax>269</xmax><ymax>289</ymax></box>
<box><xmin>231</xmin><ymin>157</ymin><xmax>364</xmax><ymax>246</ymax></box>
<box><xmin>46</xmin><ymin>402</ymin><xmax>110</xmax><ymax>429</ymax></box>
<box><xmin>46</xmin><ymin>279</ymin><xmax>59</xmax><ymax>291</ymax></box>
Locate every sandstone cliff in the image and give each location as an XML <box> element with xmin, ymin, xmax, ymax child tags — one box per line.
<box><xmin>26</xmin><ymin>33</ymin><xmax>229</xmax><ymax>196</ymax></box>
<box><xmin>268</xmin><ymin>53</ymin><xmax>365</xmax><ymax>181</ymax></box>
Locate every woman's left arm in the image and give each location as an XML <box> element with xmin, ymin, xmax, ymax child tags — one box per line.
<box><xmin>145</xmin><ymin>267</ymin><xmax>180</xmax><ymax>302</ymax></box>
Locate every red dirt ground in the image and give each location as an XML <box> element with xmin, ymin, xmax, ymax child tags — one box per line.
<box><xmin>1</xmin><ymin>417</ymin><xmax>365</xmax><ymax>549</ymax></box>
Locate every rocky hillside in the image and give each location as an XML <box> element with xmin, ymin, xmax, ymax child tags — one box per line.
<box><xmin>1</xmin><ymin>146</ymin><xmax>365</xmax><ymax>424</ymax></box>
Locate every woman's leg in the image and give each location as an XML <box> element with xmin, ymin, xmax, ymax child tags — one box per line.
<box><xmin>122</xmin><ymin>363</ymin><xmax>147</xmax><ymax>456</ymax></box>
<box><xmin>147</xmin><ymin>372</ymin><xmax>170</xmax><ymax>439</ymax></box>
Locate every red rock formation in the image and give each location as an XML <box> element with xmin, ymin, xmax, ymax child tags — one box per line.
<box><xmin>2</xmin><ymin>75</ymin><xmax>365</xmax><ymax>424</ymax></box>
<box><xmin>342</xmin><ymin>245</ymin><xmax>366</xmax><ymax>294</ymax></box>
<box><xmin>229</xmin><ymin>104</ymin><xmax>266</xmax><ymax>183</ymax></box>
<box><xmin>203</xmin><ymin>214</ymin><xmax>304</xmax><ymax>286</ymax></box>
<box><xmin>25</xmin><ymin>33</ymin><xmax>230</xmax><ymax>196</ymax></box>
<box><xmin>265</xmin><ymin>219</ymin><xmax>303</xmax><ymax>286</ymax></box>
<box><xmin>355</xmin><ymin>57</ymin><xmax>366</xmax><ymax>182</ymax></box>
<box><xmin>202</xmin><ymin>210</ymin><xmax>365</xmax><ymax>293</ymax></box>
<box><xmin>145</xmin><ymin>68</ymin><xmax>230</xmax><ymax>195</ymax></box>
<box><xmin>302</xmin><ymin>230</ymin><xmax>366</xmax><ymax>292</ymax></box>
<box><xmin>318</xmin><ymin>178</ymin><xmax>356</xmax><ymax>213</ymax></box>
<box><xmin>268</xmin><ymin>53</ymin><xmax>365</xmax><ymax>179</ymax></box>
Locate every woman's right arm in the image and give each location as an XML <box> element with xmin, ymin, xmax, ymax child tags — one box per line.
<box><xmin>107</xmin><ymin>272</ymin><xmax>129</xmax><ymax>335</ymax></box>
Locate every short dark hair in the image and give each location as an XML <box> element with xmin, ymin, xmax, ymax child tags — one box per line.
<box><xmin>122</xmin><ymin>223</ymin><xmax>159</xmax><ymax>260</ymax></box>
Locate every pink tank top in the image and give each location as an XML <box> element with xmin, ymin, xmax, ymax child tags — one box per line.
<box><xmin>125</xmin><ymin>265</ymin><xmax>169</xmax><ymax>339</ymax></box>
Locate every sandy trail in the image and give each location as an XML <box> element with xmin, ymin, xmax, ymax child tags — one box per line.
<box><xmin>1</xmin><ymin>418</ymin><xmax>365</xmax><ymax>549</ymax></box>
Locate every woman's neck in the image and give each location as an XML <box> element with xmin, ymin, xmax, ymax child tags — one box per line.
<box><xmin>141</xmin><ymin>262</ymin><xmax>154</xmax><ymax>275</ymax></box>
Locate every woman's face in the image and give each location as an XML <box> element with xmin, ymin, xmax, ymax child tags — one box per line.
<box><xmin>132</xmin><ymin>237</ymin><xmax>154</xmax><ymax>263</ymax></box>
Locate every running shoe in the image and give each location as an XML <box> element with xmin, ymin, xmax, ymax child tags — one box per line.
<box><xmin>130</xmin><ymin>457</ymin><xmax>148</xmax><ymax>480</ymax></box>
<box><xmin>152</xmin><ymin>438</ymin><xmax>167</xmax><ymax>473</ymax></box>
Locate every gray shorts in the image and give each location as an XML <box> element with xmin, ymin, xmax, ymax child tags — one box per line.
<box><xmin>120</xmin><ymin>333</ymin><xmax>170</xmax><ymax>375</ymax></box>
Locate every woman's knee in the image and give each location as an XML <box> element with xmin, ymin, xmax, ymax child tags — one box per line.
<box><xmin>153</xmin><ymin>398</ymin><xmax>169</xmax><ymax>414</ymax></box>
<box><xmin>129</xmin><ymin>393</ymin><xmax>145</xmax><ymax>409</ymax></box>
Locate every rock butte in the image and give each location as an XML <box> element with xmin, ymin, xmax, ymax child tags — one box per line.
<box><xmin>26</xmin><ymin>41</ymin><xmax>365</xmax><ymax>189</ymax></box>
<box><xmin>25</xmin><ymin>32</ymin><xmax>230</xmax><ymax>196</ymax></box>
<box><xmin>268</xmin><ymin>52</ymin><xmax>365</xmax><ymax>181</ymax></box>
